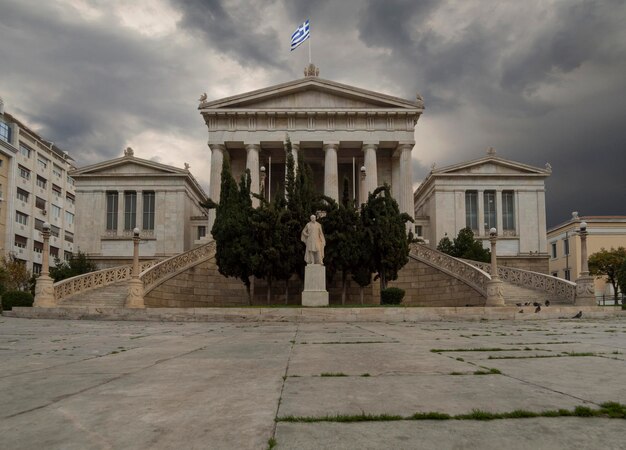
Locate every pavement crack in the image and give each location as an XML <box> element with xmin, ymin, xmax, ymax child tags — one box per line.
<box><xmin>271</xmin><ymin>324</ymin><xmax>299</xmax><ymax>442</ymax></box>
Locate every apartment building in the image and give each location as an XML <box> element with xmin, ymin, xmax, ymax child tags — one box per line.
<box><xmin>0</xmin><ymin>98</ymin><xmax>76</xmax><ymax>274</ymax></box>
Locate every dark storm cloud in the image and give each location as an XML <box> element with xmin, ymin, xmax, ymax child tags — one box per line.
<box><xmin>173</xmin><ymin>0</ymin><xmax>284</xmax><ymax>68</ymax></box>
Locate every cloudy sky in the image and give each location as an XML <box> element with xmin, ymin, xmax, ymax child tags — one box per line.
<box><xmin>1</xmin><ymin>0</ymin><xmax>625</xmax><ymax>226</ymax></box>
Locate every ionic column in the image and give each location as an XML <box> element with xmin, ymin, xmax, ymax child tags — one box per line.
<box><xmin>362</xmin><ymin>142</ymin><xmax>378</xmax><ymax>195</ymax></box>
<box><xmin>391</xmin><ymin>154</ymin><xmax>400</xmax><ymax>200</ymax></box>
<box><xmin>323</xmin><ymin>142</ymin><xmax>339</xmax><ymax>202</ymax></box>
<box><xmin>397</xmin><ymin>143</ymin><xmax>414</xmax><ymax>218</ymax></box>
<box><xmin>208</xmin><ymin>143</ymin><xmax>226</xmax><ymax>234</ymax></box>
<box><xmin>477</xmin><ymin>189</ymin><xmax>485</xmax><ymax>237</ymax></box>
<box><xmin>245</xmin><ymin>144</ymin><xmax>261</xmax><ymax>207</ymax></box>
<box><xmin>117</xmin><ymin>190</ymin><xmax>125</xmax><ymax>233</ymax></box>
<box><xmin>136</xmin><ymin>190</ymin><xmax>143</xmax><ymax>230</ymax></box>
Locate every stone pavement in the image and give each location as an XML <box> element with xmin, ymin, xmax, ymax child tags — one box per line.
<box><xmin>0</xmin><ymin>316</ymin><xmax>625</xmax><ymax>449</ymax></box>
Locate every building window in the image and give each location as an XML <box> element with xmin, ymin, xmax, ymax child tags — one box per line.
<box><xmin>64</xmin><ymin>251</ymin><xmax>72</xmax><ymax>261</ymax></box>
<box><xmin>35</xmin><ymin>219</ymin><xmax>44</xmax><ymax>231</ymax></box>
<box><xmin>52</xmin><ymin>165</ymin><xmax>63</xmax><ymax>178</ymax></box>
<box><xmin>17</xmin><ymin>188</ymin><xmax>29</xmax><ymax>203</ymax></box>
<box><xmin>51</xmin><ymin>204</ymin><xmax>61</xmax><ymax>219</ymax></box>
<box><xmin>551</xmin><ymin>242</ymin><xmax>557</xmax><ymax>258</ymax></box>
<box><xmin>50</xmin><ymin>246</ymin><xmax>59</xmax><ymax>258</ymax></box>
<box><xmin>37</xmin><ymin>157</ymin><xmax>48</xmax><ymax>170</ymax></box>
<box><xmin>65</xmin><ymin>211</ymin><xmax>74</xmax><ymax>225</ymax></box>
<box><xmin>197</xmin><ymin>225</ymin><xmax>206</xmax><ymax>240</ymax></box>
<box><xmin>65</xmin><ymin>231</ymin><xmax>74</xmax><ymax>243</ymax></box>
<box><xmin>415</xmin><ymin>225</ymin><xmax>423</xmax><ymax>237</ymax></box>
<box><xmin>35</xmin><ymin>196</ymin><xmax>46</xmax><ymax>210</ymax></box>
<box><xmin>564</xmin><ymin>269</ymin><xmax>571</xmax><ymax>281</ymax></box>
<box><xmin>563</xmin><ymin>238</ymin><xmax>569</xmax><ymax>256</ymax></box>
<box><xmin>52</xmin><ymin>184</ymin><xmax>62</xmax><ymax>197</ymax></box>
<box><xmin>16</xmin><ymin>211</ymin><xmax>28</xmax><ymax>226</ymax></box>
<box><xmin>502</xmin><ymin>191</ymin><xmax>515</xmax><ymax>231</ymax></box>
<box><xmin>34</xmin><ymin>241</ymin><xmax>43</xmax><ymax>253</ymax></box>
<box><xmin>465</xmin><ymin>191</ymin><xmax>478</xmax><ymax>231</ymax></box>
<box><xmin>14</xmin><ymin>235</ymin><xmax>27</xmax><ymax>249</ymax></box>
<box><xmin>142</xmin><ymin>191</ymin><xmax>155</xmax><ymax>230</ymax></box>
<box><xmin>124</xmin><ymin>191</ymin><xmax>137</xmax><ymax>230</ymax></box>
<box><xmin>36</xmin><ymin>175</ymin><xmax>47</xmax><ymax>189</ymax></box>
<box><xmin>106</xmin><ymin>191</ymin><xmax>118</xmax><ymax>231</ymax></box>
<box><xmin>33</xmin><ymin>263</ymin><xmax>42</xmax><ymax>275</ymax></box>
<box><xmin>0</xmin><ymin>121</ymin><xmax>11</xmax><ymax>142</ymax></box>
<box><xmin>50</xmin><ymin>225</ymin><xmax>60</xmax><ymax>238</ymax></box>
<box><xmin>66</xmin><ymin>193</ymin><xmax>75</xmax><ymax>205</ymax></box>
<box><xmin>483</xmin><ymin>191</ymin><xmax>496</xmax><ymax>230</ymax></box>
<box><xmin>19</xmin><ymin>144</ymin><xmax>32</xmax><ymax>158</ymax></box>
<box><xmin>66</xmin><ymin>176</ymin><xmax>75</xmax><ymax>186</ymax></box>
<box><xmin>19</xmin><ymin>165</ymin><xmax>31</xmax><ymax>180</ymax></box>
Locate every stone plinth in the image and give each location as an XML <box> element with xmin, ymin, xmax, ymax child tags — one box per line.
<box><xmin>302</xmin><ymin>264</ymin><xmax>329</xmax><ymax>307</ymax></box>
<box><xmin>575</xmin><ymin>275</ymin><xmax>596</xmax><ymax>306</ymax></box>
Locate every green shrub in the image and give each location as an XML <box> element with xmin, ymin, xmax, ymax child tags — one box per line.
<box><xmin>381</xmin><ymin>287</ymin><xmax>405</xmax><ymax>305</ymax></box>
<box><xmin>1</xmin><ymin>291</ymin><xmax>34</xmax><ymax>311</ymax></box>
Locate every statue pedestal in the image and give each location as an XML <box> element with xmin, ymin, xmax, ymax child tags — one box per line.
<box><xmin>302</xmin><ymin>264</ymin><xmax>329</xmax><ymax>307</ymax></box>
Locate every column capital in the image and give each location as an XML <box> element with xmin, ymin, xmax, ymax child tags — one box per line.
<box><xmin>362</xmin><ymin>142</ymin><xmax>378</xmax><ymax>151</ymax></box>
<box><xmin>245</xmin><ymin>143</ymin><xmax>261</xmax><ymax>152</ymax></box>
<box><xmin>208</xmin><ymin>143</ymin><xmax>226</xmax><ymax>152</ymax></box>
<box><xmin>323</xmin><ymin>142</ymin><xmax>339</xmax><ymax>152</ymax></box>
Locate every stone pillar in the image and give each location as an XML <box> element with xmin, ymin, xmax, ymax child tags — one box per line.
<box><xmin>323</xmin><ymin>142</ymin><xmax>339</xmax><ymax>202</ymax></box>
<box><xmin>496</xmin><ymin>190</ymin><xmax>503</xmax><ymax>237</ymax></box>
<box><xmin>245</xmin><ymin>144</ymin><xmax>261</xmax><ymax>207</ymax></box>
<box><xmin>117</xmin><ymin>190</ymin><xmax>124</xmax><ymax>233</ymax></box>
<box><xmin>362</xmin><ymin>142</ymin><xmax>378</xmax><ymax>195</ymax></box>
<box><xmin>477</xmin><ymin>189</ymin><xmax>485</xmax><ymax>237</ymax></box>
<box><xmin>126</xmin><ymin>228</ymin><xmax>145</xmax><ymax>308</ymax></box>
<box><xmin>397</xmin><ymin>143</ymin><xmax>414</xmax><ymax>217</ymax></box>
<box><xmin>391</xmin><ymin>154</ymin><xmax>400</xmax><ymax>200</ymax></box>
<box><xmin>34</xmin><ymin>223</ymin><xmax>55</xmax><ymax>307</ymax></box>
<box><xmin>136</xmin><ymin>190</ymin><xmax>143</xmax><ymax>230</ymax></box>
<box><xmin>485</xmin><ymin>228</ymin><xmax>505</xmax><ymax>306</ymax></box>
<box><xmin>575</xmin><ymin>220</ymin><xmax>595</xmax><ymax>306</ymax></box>
<box><xmin>208</xmin><ymin>143</ymin><xmax>226</xmax><ymax>235</ymax></box>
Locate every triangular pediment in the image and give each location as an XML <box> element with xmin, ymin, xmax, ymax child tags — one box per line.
<box><xmin>199</xmin><ymin>77</ymin><xmax>423</xmax><ymax>111</ymax></box>
<box><xmin>72</xmin><ymin>156</ymin><xmax>188</xmax><ymax>177</ymax></box>
<box><xmin>433</xmin><ymin>156</ymin><xmax>550</xmax><ymax>177</ymax></box>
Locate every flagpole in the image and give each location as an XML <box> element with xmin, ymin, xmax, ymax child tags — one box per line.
<box><xmin>308</xmin><ymin>36</ymin><xmax>311</xmax><ymax>64</ymax></box>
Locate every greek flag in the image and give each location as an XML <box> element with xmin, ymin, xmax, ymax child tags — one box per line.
<box><xmin>291</xmin><ymin>19</ymin><xmax>310</xmax><ymax>51</ymax></box>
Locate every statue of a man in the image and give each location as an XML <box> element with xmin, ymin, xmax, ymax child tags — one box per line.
<box><xmin>301</xmin><ymin>215</ymin><xmax>325</xmax><ymax>265</ymax></box>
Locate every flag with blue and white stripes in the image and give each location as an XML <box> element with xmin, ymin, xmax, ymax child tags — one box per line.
<box><xmin>291</xmin><ymin>19</ymin><xmax>310</xmax><ymax>51</ymax></box>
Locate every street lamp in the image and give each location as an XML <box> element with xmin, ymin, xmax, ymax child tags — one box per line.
<box><xmin>485</xmin><ymin>227</ymin><xmax>505</xmax><ymax>306</ymax></box>
<box><xmin>125</xmin><ymin>227</ymin><xmax>145</xmax><ymax>308</ymax></box>
<box><xmin>574</xmin><ymin>215</ymin><xmax>595</xmax><ymax>306</ymax></box>
<box><xmin>33</xmin><ymin>222</ymin><xmax>55</xmax><ymax>307</ymax></box>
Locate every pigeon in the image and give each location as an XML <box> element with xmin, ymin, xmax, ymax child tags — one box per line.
<box><xmin>545</xmin><ymin>300</ymin><xmax>550</xmax><ymax>307</ymax></box>
<box><xmin>535</xmin><ymin>305</ymin><xmax>541</xmax><ymax>313</ymax></box>
<box><xmin>573</xmin><ymin>311</ymin><xmax>583</xmax><ymax>319</ymax></box>
<box><xmin>518</xmin><ymin>309</ymin><xmax>524</xmax><ymax>313</ymax></box>
<box><xmin>533</xmin><ymin>302</ymin><xmax>541</xmax><ymax>307</ymax></box>
<box><xmin>516</xmin><ymin>303</ymin><xmax>522</xmax><ymax>307</ymax></box>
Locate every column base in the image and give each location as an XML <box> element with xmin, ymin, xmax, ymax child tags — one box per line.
<box><xmin>485</xmin><ymin>279</ymin><xmax>505</xmax><ymax>306</ymax></box>
<box><xmin>302</xmin><ymin>264</ymin><xmax>329</xmax><ymax>307</ymax></box>
<box><xmin>575</xmin><ymin>276</ymin><xmax>596</xmax><ymax>306</ymax></box>
<box><xmin>125</xmin><ymin>278</ymin><xmax>145</xmax><ymax>309</ymax></box>
<box><xmin>34</xmin><ymin>276</ymin><xmax>56</xmax><ymax>308</ymax></box>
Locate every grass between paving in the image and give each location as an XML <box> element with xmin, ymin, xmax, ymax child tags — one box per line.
<box><xmin>488</xmin><ymin>352</ymin><xmax>597</xmax><ymax>360</ymax></box>
<box><xmin>276</xmin><ymin>402</ymin><xmax>626</xmax><ymax>423</ymax></box>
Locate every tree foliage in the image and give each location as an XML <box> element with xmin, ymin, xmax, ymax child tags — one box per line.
<box><xmin>211</xmin><ymin>157</ymin><xmax>258</xmax><ymax>304</ymax></box>
<box><xmin>437</xmin><ymin>227</ymin><xmax>491</xmax><ymax>263</ymax></box>
<box><xmin>0</xmin><ymin>255</ymin><xmax>32</xmax><ymax>293</ymax></box>
<box><xmin>588</xmin><ymin>246</ymin><xmax>626</xmax><ymax>302</ymax></box>
<box><xmin>49</xmin><ymin>251</ymin><xmax>98</xmax><ymax>282</ymax></box>
<box><xmin>360</xmin><ymin>184</ymin><xmax>413</xmax><ymax>290</ymax></box>
<box><xmin>617</xmin><ymin>259</ymin><xmax>626</xmax><ymax>308</ymax></box>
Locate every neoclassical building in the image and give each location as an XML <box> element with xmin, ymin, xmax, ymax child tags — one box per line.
<box><xmin>198</xmin><ymin>64</ymin><xmax>424</xmax><ymax>232</ymax></box>
<box><xmin>413</xmin><ymin>149</ymin><xmax>551</xmax><ymax>272</ymax></box>
<box><xmin>71</xmin><ymin>149</ymin><xmax>208</xmax><ymax>267</ymax></box>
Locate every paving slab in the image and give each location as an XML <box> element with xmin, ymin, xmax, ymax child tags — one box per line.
<box><xmin>275</xmin><ymin>419</ymin><xmax>626</xmax><ymax>450</ymax></box>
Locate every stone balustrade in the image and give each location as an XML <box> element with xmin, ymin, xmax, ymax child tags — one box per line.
<box><xmin>54</xmin><ymin>260</ymin><xmax>158</xmax><ymax>302</ymax></box>
<box><xmin>466</xmin><ymin>260</ymin><xmax>576</xmax><ymax>303</ymax></box>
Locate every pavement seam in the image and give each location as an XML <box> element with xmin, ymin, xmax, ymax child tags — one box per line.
<box><xmin>270</xmin><ymin>323</ymin><xmax>299</xmax><ymax>444</ymax></box>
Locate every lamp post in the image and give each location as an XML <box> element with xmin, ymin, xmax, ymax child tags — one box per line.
<box><xmin>260</xmin><ymin>165</ymin><xmax>266</xmax><ymax>199</ymax></box>
<box><xmin>575</xmin><ymin>219</ymin><xmax>595</xmax><ymax>306</ymax></box>
<box><xmin>125</xmin><ymin>227</ymin><xmax>145</xmax><ymax>308</ymax></box>
<box><xmin>34</xmin><ymin>222</ymin><xmax>56</xmax><ymax>307</ymax></box>
<box><xmin>360</xmin><ymin>166</ymin><xmax>366</xmax><ymax>205</ymax></box>
<box><xmin>485</xmin><ymin>227</ymin><xmax>505</xmax><ymax>306</ymax></box>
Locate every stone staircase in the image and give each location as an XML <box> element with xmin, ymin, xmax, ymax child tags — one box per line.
<box><xmin>58</xmin><ymin>281</ymin><xmax>130</xmax><ymax>308</ymax></box>
<box><xmin>501</xmin><ymin>283</ymin><xmax>562</xmax><ymax>306</ymax></box>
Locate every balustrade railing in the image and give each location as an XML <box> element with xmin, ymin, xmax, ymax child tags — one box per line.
<box><xmin>54</xmin><ymin>260</ymin><xmax>158</xmax><ymax>302</ymax></box>
<box><xmin>409</xmin><ymin>243</ymin><xmax>491</xmax><ymax>296</ymax></box>
<box><xmin>140</xmin><ymin>240</ymin><xmax>216</xmax><ymax>294</ymax></box>
<box><xmin>466</xmin><ymin>260</ymin><xmax>576</xmax><ymax>302</ymax></box>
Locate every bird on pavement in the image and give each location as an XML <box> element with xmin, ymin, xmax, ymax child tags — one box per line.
<box><xmin>535</xmin><ymin>305</ymin><xmax>541</xmax><ymax>313</ymax></box>
<box><xmin>573</xmin><ymin>311</ymin><xmax>583</xmax><ymax>319</ymax></box>
<box><xmin>516</xmin><ymin>303</ymin><xmax>522</xmax><ymax>307</ymax></box>
<box><xmin>545</xmin><ymin>300</ymin><xmax>550</xmax><ymax>307</ymax></box>
<box><xmin>518</xmin><ymin>309</ymin><xmax>524</xmax><ymax>313</ymax></box>
<box><xmin>533</xmin><ymin>302</ymin><xmax>540</xmax><ymax>307</ymax></box>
